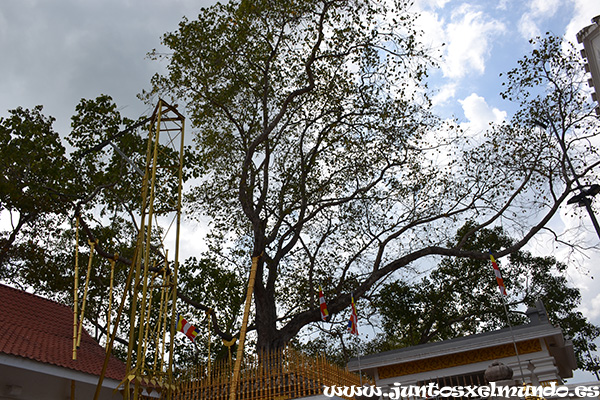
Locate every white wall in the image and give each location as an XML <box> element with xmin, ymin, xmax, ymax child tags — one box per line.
<box><xmin>0</xmin><ymin>356</ymin><xmax>122</xmax><ymax>400</ymax></box>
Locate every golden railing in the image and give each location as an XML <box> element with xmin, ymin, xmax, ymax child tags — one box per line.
<box><xmin>176</xmin><ymin>347</ymin><xmax>371</xmax><ymax>400</ymax></box>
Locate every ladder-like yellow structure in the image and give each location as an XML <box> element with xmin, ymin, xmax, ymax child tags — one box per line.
<box><xmin>91</xmin><ymin>99</ymin><xmax>186</xmax><ymax>400</ymax></box>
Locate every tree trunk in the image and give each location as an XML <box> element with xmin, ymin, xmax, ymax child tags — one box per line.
<box><xmin>253</xmin><ymin>259</ymin><xmax>284</xmax><ymax>353</ymax></box>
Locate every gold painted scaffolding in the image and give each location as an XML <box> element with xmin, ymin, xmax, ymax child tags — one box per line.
<box><xmin>92</xmin><ymin>99</ymin><xmax>186</xmax><ymax>400</ymax></box>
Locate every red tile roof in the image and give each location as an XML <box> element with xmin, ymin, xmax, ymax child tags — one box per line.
<box><xmin>0</xmin><ymin>283</ymin><xmax>126</xmax><ymax>381</ymax></box>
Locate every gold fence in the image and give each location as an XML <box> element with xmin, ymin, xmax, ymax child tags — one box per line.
<box><xmin>176</xmin><ymin>347</ymin><xmax>370</xmax><ymax>400</ymax></box>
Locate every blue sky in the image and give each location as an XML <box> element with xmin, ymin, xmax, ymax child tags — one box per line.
<box><xmin>419</xmin><ymin>0</ymin><xmax>600</xmax><ymax>129</ymax></box>
<box><xmin>1</xmin><ymin>0</ymin><xmax>600</xmax><ymax>382</ymax></box>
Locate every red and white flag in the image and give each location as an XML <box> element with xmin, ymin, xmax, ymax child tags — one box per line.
<box><xmin>177</xmin><ymin>314</ymin><xmax>200</xmax><ymax>342</ymax></box>
<box><xmin>319</xmin><ymin>286</ymin><xmax>329</xmax><ymax>322</ymax></box>
<box><xmin>490</xmin><ymin>254</ymin><xmax>507</xmax><ymax>296</ymax></box>
<box><xmin>347</xmin><ymin>293</ymin><xmax>358</xmax><ymax>335</ymax></box>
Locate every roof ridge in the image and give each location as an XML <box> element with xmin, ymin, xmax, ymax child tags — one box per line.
<box><xmin>0</xmin><ymin>283</ymin><xmax>126</xmax><ymax>381</ymax></box>
<box><xmin>0</xmin><ymin>283</ymin><xmax>71</xmax><ymax>309</ymax></box>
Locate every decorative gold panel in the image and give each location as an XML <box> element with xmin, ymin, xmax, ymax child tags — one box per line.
<box><xmin>378</xmin><ymin>339</ymin><xmax>542</xmax><ymax>380</ymax></box>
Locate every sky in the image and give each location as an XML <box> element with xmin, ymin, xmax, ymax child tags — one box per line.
<box><xmin>2</xmin><ymin>0</ymin><xmax>600</xmax><ymax>382</ymax></box>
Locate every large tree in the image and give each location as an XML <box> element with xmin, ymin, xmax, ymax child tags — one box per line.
<box><xmin>147</xmin><ymin>0</ymin><xmax>600</xmax><ymax>354</ymax></box>
<box><xmin>2</xmin><ymin>2</ymin><xmax>599</xmax><ymax>361</ymax></box>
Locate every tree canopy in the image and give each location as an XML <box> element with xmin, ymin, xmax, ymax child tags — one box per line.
<box><xmin>146</xmin><ymin>0</ymin><xmax>600</xmax><ymax>353</ymax></box>
<box><xmin>370</xmin><ymin>224</ymin><xmax>600</xmax><ymax>374</ymax></box>
<box><xmin>1</xmin><ymin>1</ymin><xmax>599</xmax><ymax>362</ymax></box>
<box><xmin>0</xmin><ymin>106</ymin><xmax>68</xmax><ymax>264</ymax></box>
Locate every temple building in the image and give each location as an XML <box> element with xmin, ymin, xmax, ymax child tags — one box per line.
<box><xmin>0</xmin><ymin>284</ymin><xmax>127</xmax><ymax>400</ymax></box>
<box><xmin>348</xmin><ymin>301</ymin><xmax>580</xmax><ymax>398</ymax></box>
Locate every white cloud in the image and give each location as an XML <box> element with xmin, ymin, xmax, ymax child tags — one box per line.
<box><xmin>413</xmin><ymin>0</ymin><xmax>451</xmax><ymax>11</ymax></box>
<box><xmin>581</xmin><ymin>292</ymin><xmax>600</xmax><ymax>321</ymax></box>
<box><xmin>495</xmin><ymin>0</ymin><xmax>509</xmax><ymax>11</ymax></box>
<box><xmin>565</xmin><ymin>0</ymin><xmax>600</xmax><ymax>44</ymax></box>
<box><xmin>441</xmin><ymin>5</ymin><xmax>505</xmax><ymax>79</ymax></box>
<box><xmin>518</xmin><ymin>0</ymin><xmax>561</xmax><ymax>40</ymax></box>
<box><xmin>414</xmin><ymin>9</ymin><xmax>446</xmax><ymax>50</ymax></box>
<box><xmin>518</xmin><ymin>13</ymin><xmax>541</xmax><ymax>41</ymax></box>
<box><xmin>431</xmin><ymin>82</ymin><xmax>456</xmax><ymax>106</ymax></box>
<box><xmin>458</xmin><ymin>93</ymin><xmax>507</xmax><ymax>133</ymax></box>
<box><xmin>529</xmin><ymin>0</ymin><xmax>560</xmax><ymax>17</ymax></box>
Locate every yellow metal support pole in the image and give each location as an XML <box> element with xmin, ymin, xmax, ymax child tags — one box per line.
<box><xmin>166</xmin><ymin>227</ymin><xmax>179</xmax><ymax>389</ymax></box>
<box><xmin>167</xmin><ymin>101</ymin><xmax>185</xmax><ymax>400</ymax></box>
<box><xmin>133</xmin><ymin>257</ymin><xmax>151</xmax><ymax>396</ymax></box>
<box><xmin>124</xmin><ymin>243</ymin><xmax>144</xmax><ymax>400</ymax></box>
<box><xmin>133</xmin><ymin>101</ymin><xmax>163</xmax><ymax>400</ymax></box>
<box><xmin>124</xmin><ymin>109</ymin><xmax>156</xmax><ymax>400</ymax></box>
<box><xmin>207</xmin><ymin>311</ymin><xmax>212</xmax><ymax>384</ymax></box>
<box><xmin>229</xmin><ymin>255</ymin><xmax>260</xmax><ymax>400</ymax></box>
<box><xmin>153</xmin><ymin>256</ymin><xmax>168</xmax><ymax>374</ymax></box>
<box><xmin>93</xmin><ymin>245</ymin><xmax>141</xmax><ymax>400</ymax></box>
<box><xmin>140</xmin><ymin>263</ymin><xmax>158</xmax><ymax>370</ymax></box>
<box><xmin>159</xmin><ymin>275</ymin><xmax>171</xmax><ymax>376</ymax></box>
<box><xmin>77</xmin><ymin>239</ymin><xmax>96</xmax><ymax>349</ymax></box>
<box><xmin>106</xmin><ymin>255</ymin><xmax>116</xmax><ymax>353</ymax></box>
<box><xmin>72</xmin><ymin>218</ymin><xmax>79</xmax><ymax>360</ymax></box>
